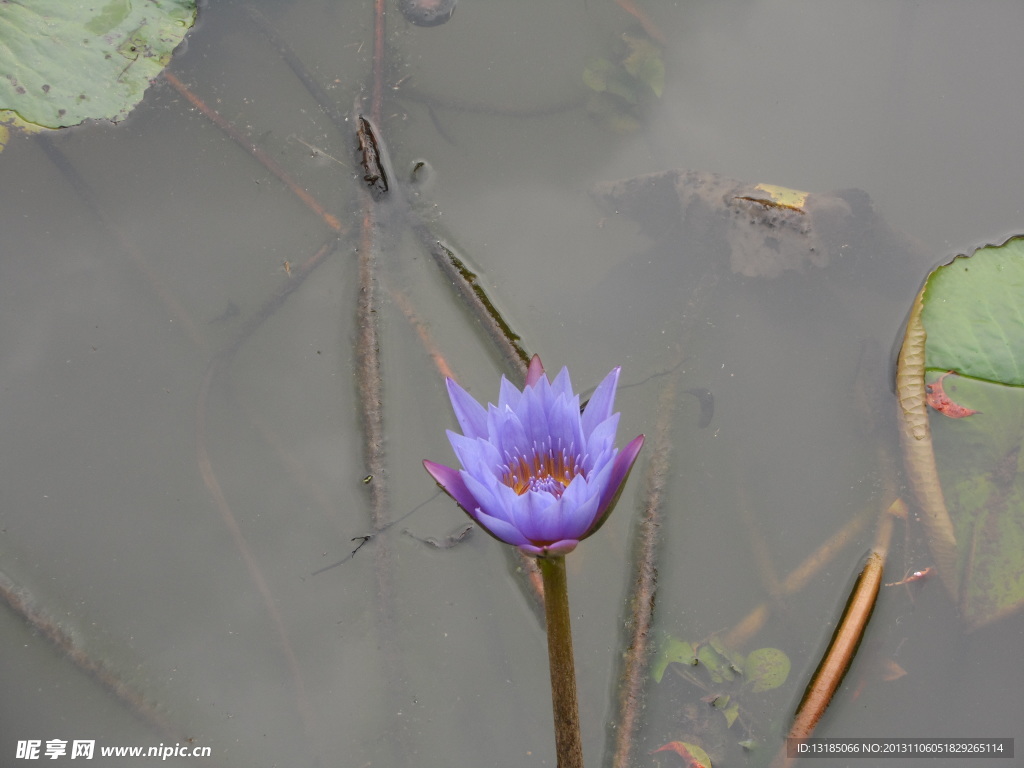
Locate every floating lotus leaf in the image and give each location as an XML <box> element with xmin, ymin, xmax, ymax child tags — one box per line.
<box><xmin>897</xmin><ymin>235</ymin><xmax>1024</xmax><ymax>629</ymax></box>
<box><xmin>0</xmin><ymin>0</ymin><xmax>197</xmax><ymax>131</ymax></box>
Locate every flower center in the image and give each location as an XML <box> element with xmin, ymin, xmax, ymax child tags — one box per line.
<box><xmin>501</xmin><ymin>444</ymin><xmax>584</xmax><ymax>497</ymax></box>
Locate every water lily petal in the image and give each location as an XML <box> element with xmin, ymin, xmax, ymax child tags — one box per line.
<box><xmin>498</xmin><ymin>375</ymin><xmax>523</xmax><ymax>411</ymax></box>
<box><xmin>473</xmin><ymin>508</ymin><xmax>532</xmax><ymax>547</ymax></box>
<box><xmin>520</xmin><ymin>538</ymin><xmax>579</xmax><ymax>557</ymax></box>
<box><xmin>545</xmin><ymin>394</ymin><xmax>585</xmax><ymax>452</ymax></box>
<box><xmin>462</xmin><ymin>471</ymin><xmax>509</xmax><ymax>523</ymax></box>
<box><xmin>598</xmin><ymin>434</ymin><xmax>645</xmax><ymax>513</ymax></box>
<box><xmin>517</xmin><ymin>385</ymin><xmax>551</xmax><ymax>446</ymax></box>
<box><xmin>582</xmin><ymin>366</ymin><xmax>620</xmax><ymax>436</ymax></box>
<box><xmin>585</xmin><ymin>413</ymin><xmax>620</xmax><ymax>457</ymax></box>
<box><xmin>550</xmin><ymin>367</ymin><xmax>574</xmax><ymax>401</ymax></box>
<box><xmin>509</xmin><ymin>489</ymin><xmax>563</xmax><ymax>543</ymax></box>
<box><xmin>448</xmin><ymin>432</ymin><xmax>500</xmax><ymax>478</ymax></box>
<box><xmin>558</xmin><ymin>487</ymin><xmax>602</xmax><ymax>539</ymax></box>
<box><xmin>493</xmin><ymin>406</ymin><xmax>529</xmax><ymax>458</ymax></box>
<box><xmin>446</xmin><ymin>378</ymin><xmax>488</xmax><ymax>439</ymax></box>
<box><xmin>423</xmin><ymin>460</ymin><xmax>480</xmax><ymax>513</ymax></box>
<box><xmin>525</xmin><ymin>355</ymin><xmax>545</xmax><ymax>387</ymax></box>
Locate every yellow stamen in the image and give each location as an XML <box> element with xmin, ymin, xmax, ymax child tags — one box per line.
<box><xmin>502</xmin><ymin>450</ymin><xmax>582</xmax><ymax>496</ymax></box>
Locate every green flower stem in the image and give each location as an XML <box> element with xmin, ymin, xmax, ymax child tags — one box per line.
<box><xmin>538</xmin><ymin>555</ymin><xmax>584</xmax><ymax>768</ymax></box>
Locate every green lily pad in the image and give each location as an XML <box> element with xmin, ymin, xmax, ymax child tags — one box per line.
<box><xmin>897</xmin><ymin>235</ymin><xmax>1024</xmax><ymax>628</ymax></box>
<box><xmin>0</xmin><ymin>0</ymin><xmax>197</xmax><ymax>130</ymax></box>
<box><xmin>742</xmin><ymin>647</ymin><xmax>790</xmax><ymax>693</ymax></box>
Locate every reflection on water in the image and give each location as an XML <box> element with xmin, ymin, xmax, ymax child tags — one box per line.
<box><xmin>1</xmin><ymin>1</ymin><xmax>1023</xmax><ymax>766</ymax></box>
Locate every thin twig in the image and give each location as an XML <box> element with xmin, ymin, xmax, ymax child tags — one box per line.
<box><xmin>608</xmin><ymin>263</ymin><xmax>720</xmax><ymax>767</ymax></box>
<box><xmin>245</xmin><ymin>8</ymin><xmax>350</xmax><ymax>133</ymax></box>
<box><xmin>162</xmin><ymin>71</ymin><xmax>344</xmax><ymax>233</ymax></box>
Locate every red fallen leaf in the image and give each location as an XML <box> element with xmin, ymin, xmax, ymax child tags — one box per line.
<box><xmin>652</xmin><ymin>741</ymin><xmax>710</xmax><ymax>768</ymax></box>
<box><xmin>925</xmin><ymin>371</ymin><xmax>980</xmax><ymax>418</ymax></box>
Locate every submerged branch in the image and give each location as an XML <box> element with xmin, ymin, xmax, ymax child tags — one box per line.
<box><xmin>0</xmin><ymin>568</ymin><xmax>179</xmax><ymax>739</ymax></box>
<box><xmin>162</xmin><ymin>72</ymin><xmax>344</xmax><ymax>234</ymax></box>
<box><xmin>722</xmin><ymin>503</ymin><xmax>875</xmax><ymax>650</ymax></box>
<box><xmin>40</xmin><ymin>134</ymin><xmax>338</xmax><ymax>739</ymax></box>
<box><xmin>195</xmin><ymin>234</ymin><xmax>340</xmax><ymax>734</ymax></box>
<box><xmin>609</xmin><ymin>371</ymin><xmax>678</xmax><ymax>768</ymax></box>
<box><xmin>245</xmin><ymin>7</ymin><xmax>533</xmax><ymax>386</ymax></box>
<box><xmin>36</xmin><ymin>136</ymin><xmax>207</xmax><ymax>352</ymax></box>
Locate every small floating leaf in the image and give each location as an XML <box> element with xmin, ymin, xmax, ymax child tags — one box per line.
<box><xmin>710</xmin><ymin>695</ymin><xmax>740</xmax><ymax>728</ymax></box>
<box><xmin>652</xmin><ymin>635</ymin><xmax>698</xmax><ymax>683</ymax></box>
<box><xmin>621</xmin><ymin>33</ymin><xmax>664</xmax><ymax>98</ymax></box>
<box><xmin>583</xmin><ymin>58</ymin><xmax>639</xmax><ymax>103</ymax></box>
<box><xmin>742</xmin><ymin>647</ymin><xmax>791</xmax><ymax>693</ymax></box>
<box><xmin>697</xmin><ymin>638</ymin><xmax>743</xmax><ymax>684</ymax></box>
<box><xmin>583</xmin><ymin>29</ymin><xmax>663</xmax><ymax>133</ymax></box>
<box><xmin>0</xmin><ymin>0</ymin><xmax>197</xmax><ymax>131</ymax></box>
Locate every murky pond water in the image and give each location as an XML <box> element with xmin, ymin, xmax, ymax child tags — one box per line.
<box><xmin>1</xmin><ymin>2</ymin><xmax>1022</xmax><ymax>766</ymax></box>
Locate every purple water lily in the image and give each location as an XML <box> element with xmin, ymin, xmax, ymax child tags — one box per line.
<box><xmin>424</xmin><ymin>356</ymin><xmax>644</xmax><ymax>557</ymax></box>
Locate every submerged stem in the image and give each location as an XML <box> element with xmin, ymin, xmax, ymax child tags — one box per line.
<box><xmin>538</xmin><ymin>555</ymin><xmax>585</xmax><ymax>768</ymax></box>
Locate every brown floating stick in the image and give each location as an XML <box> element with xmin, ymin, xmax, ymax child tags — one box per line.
<box><xmin>773</xmin><ymin>500</ymin><xmax>899</xmax><ymax>768</ymax></box>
